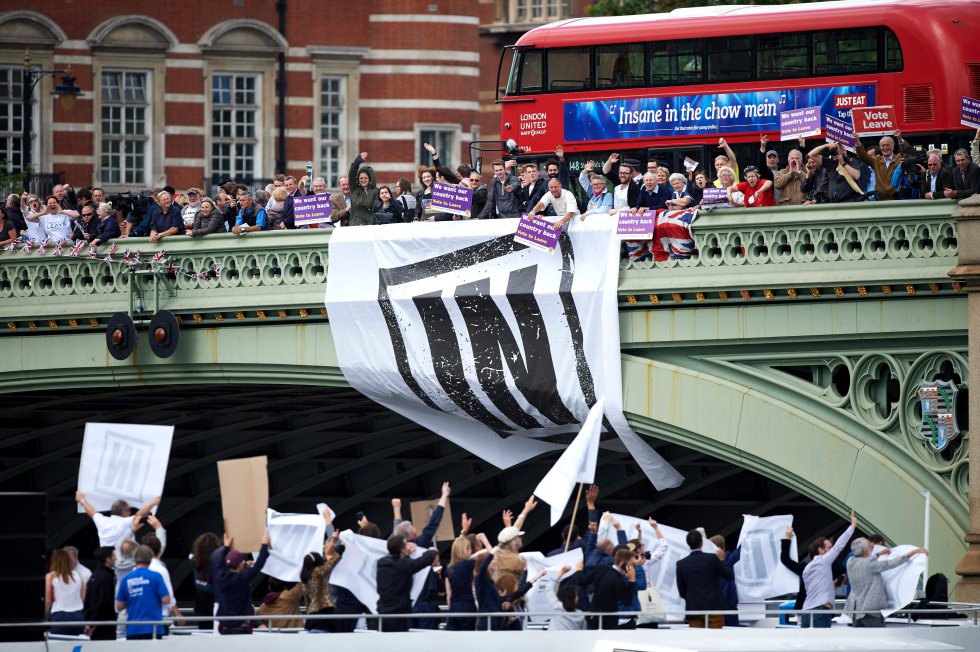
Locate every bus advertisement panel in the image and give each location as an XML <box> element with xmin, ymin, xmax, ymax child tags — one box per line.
<box><xmin>563</xmin><ymin>84</ymin><xmax>874</xmax><ymax>143</ymax></box>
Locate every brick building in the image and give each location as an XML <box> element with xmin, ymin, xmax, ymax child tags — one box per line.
<box><xmin>0</xmin><ymin>0</ymin><xmax>585</xmax><ymax>194</ymax></box>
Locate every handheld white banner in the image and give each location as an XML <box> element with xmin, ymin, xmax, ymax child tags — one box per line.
<box><xmin>261</xmin><ymin>508</ymin><xmax>326</xmax><ymax>582</ymax></box>
<box><xmin>329</xmin><ymin>529</ymin><xmax>431</xmax><ymax>613</ymax></box>
<box><xmin>520</xmin><ymin>548</ymin><xmax>583</xmax><ymax>623</ymax></box>
<box><xmin>734</xmin><ymin>514</ymin><xmax>798</xmax><ymax>601</ymax></box>
<box><xmin>77</xmin><ymin>422</ymin><xmax>174</xmax><ymax>513</ymax></box>
<box><xmin>534</xmin><ymin>397</ymin><xmax>604</xmax><ymax>525</ymax></box>
<box><xmin>597</xmin><ymin>513</ymin><xmax>715</xmax><ymax>617</ymax></box>
<box><xmin>324</xmin><ymin>218</ymin><xmax>682</xmax><ymax>491</ymax></box>
<box><xmin>878</xmin><ymin>545</ymin><xmax>928</xmax><ymax>617</ymax></box>
<box><xmin>315</xmin><ymin>503</ymin><xmax>337</xmax><ymax>523</ymax></box>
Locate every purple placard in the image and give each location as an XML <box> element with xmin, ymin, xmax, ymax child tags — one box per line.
<box><xmin>779</xmin><ymin>106</ymin><xmax>821</xmax><ymax>141</ymax></box>
<box><xmin>962</xmin><ymin>96</ymin><xmax>980</xmax><ymax>129</ymax></box>
<box><xmin>430</xmin><ymin>182</ymin><xmax>473</xmax><ymax>217</ymax></box>
<box><xmin>824</xmin><ymin>114</ymin><xmax>856</xmax><ymax>151</ymax></box>
<box><xmin>514</xmin><ymin>213</ymin><xmax>560</xmax><ymax>253</ymax></box>
<box><xmin>616</xmin><ymin>209</ymin><xmax>655</xmax><ymax>240</ymax></box>
<box><xmin>700</xmin><ymin>187</ymin><xmax>728</xmax><ymax>204</ymax></box>
<box><xmin>293</xmin><ymin>193</ymin><xmax>332</xmax><ymax>226</ymax></box>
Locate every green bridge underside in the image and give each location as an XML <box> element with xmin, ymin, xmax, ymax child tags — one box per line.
<box><xmin>0</xmin><ymin>200</ymin><xmax>968</xmax><ymax>584</ymax></box>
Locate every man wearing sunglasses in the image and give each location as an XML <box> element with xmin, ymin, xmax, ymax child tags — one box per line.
<box><xmin>72</xmin><ymin>205</ymin><xmax>100</xmax><ymax>241</ymax></box>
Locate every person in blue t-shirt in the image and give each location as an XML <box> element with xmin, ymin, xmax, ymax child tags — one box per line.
<box><xmin>116</xmin><ymin>544</ymin><xmax>171</xmax><ymax>640</ymax></box>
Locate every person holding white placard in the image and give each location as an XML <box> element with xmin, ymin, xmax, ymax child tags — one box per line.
<box><xmin>801</xmin><ymin>510</ymin><xmax>857</xmax><ymax>628</ymax></box>
<box><xmin>846</xmin><ymin>538</ymin><xmax>927</xmax><ymax>628</ymax></box>
<box><xmin>76</xmin><ymin>491</ymin><xmax>160</xmax><ymax>548</ymax></box>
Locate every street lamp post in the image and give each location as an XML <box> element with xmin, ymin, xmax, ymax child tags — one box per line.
<box><xmin>21</xmin><ymin>49</ymin><xmax>81</xmax><ymax>190</ymax></box>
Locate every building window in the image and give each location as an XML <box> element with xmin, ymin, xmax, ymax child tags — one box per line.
<box><xmin>319</xmin><ymin>75</ymin><xmax>345</xmax><ymax>187</ymax></box>
<box><xmin>211</xmin><ymin>72</ymin><xmax>259</xmax><ymax>181</ymax></box>
<box><xmin>418</xmin><ymin>128</ymin><xmax>455</xmax><ymax>167</ymax></box>
<box><xmin>514</xmin><ymin>0</ymin><xmax>567</xmax><ymax>22</ymax></box>
<box><xmin>100</xmin><ymin>70</ymin><xmax>149</xmax><ymax>186</ymax></box>
<box><xmin>0</xmin><ymin>66</ymin><xmax>25</xmax><ymax>173</ymax></box>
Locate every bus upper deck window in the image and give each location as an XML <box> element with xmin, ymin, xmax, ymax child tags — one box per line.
<box><xmin>596</xmin><ymin>44</ymin><xmax>644</xmax><ymax>89</ymax></box>
<box><xmin>884</xmin><ymin>28</ymin><xmax>903</xmax><ymax>72</ymax></box>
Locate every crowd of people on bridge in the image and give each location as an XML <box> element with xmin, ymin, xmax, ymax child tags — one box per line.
<box><xmin>45</xmin><ymin>484</ymin><xmax>929</xmax><ymax>639</ymax></box>
<box><xmin>3</xmin><ymin>128</ymin><xmax>978</xmax><ymax>253</ymax></box>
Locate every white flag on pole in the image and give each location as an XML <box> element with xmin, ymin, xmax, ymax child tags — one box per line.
<box><xmin>261</xmin><ymin>508</ymin><xmax>326</xmax><ymax>582</ymax></box>
<box><xmin>533</xmin><ymin>398</ymin><xmax>604</xmax><ymax>526</ymax></box>
<box><xmin>329</xmin><ymin>529</ymin><xmax>431</xmax><ymax>613</ymax></box>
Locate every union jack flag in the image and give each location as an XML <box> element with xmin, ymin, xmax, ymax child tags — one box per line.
<box><xmin>152</xmin><ymin>250</ymin><xmax>166</xmax><ymax>263</ymax></box>
<box><xmin>652</xmin><ymin>208</ymin><xmax>699</xmax><ymax>261</ymax></box>
<box><xmin>68</xmin><ymin>241</ymin><xmax>84</xmax><ymax>257</ymax></box>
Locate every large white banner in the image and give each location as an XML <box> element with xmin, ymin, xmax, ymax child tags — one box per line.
<box><xmin>735</xmin><ymin>514</ymin><xmax>799</xmax><ymax>602</ymax></box>
<box><xmin>77</xmin><ymin>422</ymin><xmax>174</xmax><ymax>513</ymax></box>
<box><xmin>261</xmin><ymin>508</ymin><xmax>326</xmax><ymax>582</ymax></box>
<box><xmin>324</xmin><ymin>218</ymin><xmax>682</xmax><ymax>490</ymax></box>
<box><xmin>329</xmin><ymin>529</ymin><xmax>431</xmax><ymax>613</ymax></box>
<box><xmin>597</xmin><ymin>513</ymin><xmax>716</xmax><ymax>616</ymax></box>
<box><xmin>521</xmin><ymin>548</ymin><xmax>583</xmax><ymax>623</ymax></box>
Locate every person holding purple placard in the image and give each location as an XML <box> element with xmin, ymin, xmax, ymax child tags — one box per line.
<box><xmin>429</xmin><ymin>167</ymin><xmax>462</xmax><ymax>222</ymax></box>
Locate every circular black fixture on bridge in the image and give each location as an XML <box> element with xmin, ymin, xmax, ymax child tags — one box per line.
<box><xmin>148</xmin><ymin>310</ymin><xmax>180</xmax><ymax>358</ymax></box>
<box><xmin>105</xmin><ymin>312</ymin><xmax>136</xmax><ymax>360</ymax></box>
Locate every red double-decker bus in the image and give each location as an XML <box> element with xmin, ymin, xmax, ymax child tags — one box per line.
<box><xmin>495</xmin><ymin>0</ymin><xmax>980</xmax><ymax>175</ymax></box>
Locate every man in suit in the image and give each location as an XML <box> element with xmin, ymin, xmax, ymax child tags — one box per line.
<box><xmin>847</xmin><ymin>538</ymin><xmax>926</xmax><ymax>627</ymax></box>
<box><xmin>921</xmin><ymin>154</ymin><xmax>954</xmax><ymax>199</ymax></box>
<box><xmin>675</xmin><ymin>529</ymin><xmax>733</xmax><ymax>628</ymax></box>
<box><xmin>331</xmin><ymin>176</ymin><xmax>351</xmax><ymax>226</ymax></box>
<box><xmin>945</xmin><ymin>148</ymin><xmax>980</xmax><ymax>200</ymax></box>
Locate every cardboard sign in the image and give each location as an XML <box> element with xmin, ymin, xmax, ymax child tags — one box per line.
<box><xmin>409</xmin><ymin>499</ymin><xmax>455</xmax><ymax>542</ymax></box>
<box><xmin>962</xmin><ymin>96</ymin><xmax>980</xmax><ymax>129</ymax></box>
<box><xmin>514</xmin><ymin>213</ymin><xmax>560</xmax><ymax>253</ymax></box>
<box><xmin>430</xmin><ymin>182</ymin><xmax>473</xmax><ymax>217</ymax></box>
<box><xmin>851</xmin><ymin>105</ymin><xmax>897</xmax><ymax>136</ymax></box>
<box><xmin>824</xmin><ymin>114</ymin><xmax>857</xmax><ymax>151</ymax></box>
<box><xmin>779</xmin><ymin>106</ymin><xmax>822</xmax><ymax>140</ymax></box>
<box><xmin>293</xmin><ymin>193</ymin><xmax>332</xmax><ymax>226</ymax></box>
<box><xmin>77</xmin><ymin>423</ymin><xmax>174</xmax><ymax>514</ymax></box>
<box><xmin>616</xmin><ymin>209</ymin><xmax>655</xmax><ymax>240</ymax></box>
<box><xmin>217</xmin><ymin>456</ymin><xmax>268</xmax><ymax>552</ymax></box>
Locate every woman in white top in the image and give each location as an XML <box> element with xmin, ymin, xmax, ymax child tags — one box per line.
<box><xmin>46</xmin><ymin>548</ymin><xmax>86</xmax><ymax>635</ymax></box>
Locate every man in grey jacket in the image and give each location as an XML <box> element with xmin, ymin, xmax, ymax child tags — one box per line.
<box><xmin>477</xmin><ymin>159</ymin><xmax>523</xmax><ymax>219</ymax></box>
<box><xmin>846</xmin><ymin>537</ymin><xmax>927</xmax><ymax>627</ymax></box>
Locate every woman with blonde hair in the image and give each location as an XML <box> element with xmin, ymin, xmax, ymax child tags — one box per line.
<box><xmin>444</xmin><ymin>514</ymin><xmax>479</xmax><ymax>631</ymax></box>
<box><xmin>46</xmin><ymin>548</ymin><xmax>86</xmax><ymax>635</ymax></box>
